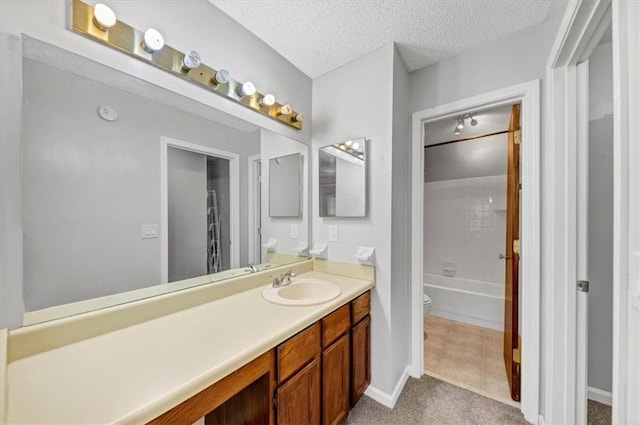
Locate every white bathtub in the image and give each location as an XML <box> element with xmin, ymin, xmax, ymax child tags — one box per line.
<box><xmin>423</xmin><ymin>273</ymin><xmax>505</xmax><ymax>331</ymax></box>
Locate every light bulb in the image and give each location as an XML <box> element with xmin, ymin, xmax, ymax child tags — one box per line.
<box><xmin>182</xmin><ymin>50</ymin><xmax>201</xmax><ymax>70</ymax></box>
<box><xmin>93</xmin><ymin>3</ymin><xmax>116</xmax><ymax>30</ymax></box>
<box><xmin>279</xmin><ymin>104</ymin><xmax>292</xmax><ymax>115</ymax></box>
<box><xmin>142</xmin><ymin>28</ymin><xmax>164</xmax><ymax>53</ymax></box>
<box><xmin>352</xmin><ymin>142</ymin><xmax>360</xmax><ymax>150</ymax></box>
<box><xmin>345</xmin><ymin>140</ymin><xmax>353</xmax><ymax>147</ymax></box>
<box><xmin>238</xmin><ymin>81</ymin><xmax>256</xmax><ymax>97</ymax></box>
<box><xmin>213</xmin><ymin>69</ymin><xmax>230</xmax><ymax>85</ymax></box>
<box><xmin>456</xmin><ymin>118</ymin><xmax>464</xmax><ymax>131</ymax></box>
<box><xmin>470</xmin><ymin>116</ymin><xmax>478</xmax><ymax>126</ymax></box>
<box><xmin>260</xmin><ymin>94</ymin><xmax>276</xmax><ymax>106</ymax></box>
<box><xmin>454</xmin><ymin>126</ymin><xmax>461</xmax><ymax>136</ymax></box>
<box><xmin>293</xmin><ymin>112</ymin><xmax>305</xmax><ymax>122</ymax></box>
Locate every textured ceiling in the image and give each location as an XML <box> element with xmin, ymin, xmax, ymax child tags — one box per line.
<box><xmin>209</xmin><ymin>0</ymin><xmax>552</xmax><ymax>78</ymax></box>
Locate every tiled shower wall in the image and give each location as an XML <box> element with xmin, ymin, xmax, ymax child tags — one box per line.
<box><xmin>423</xmin><ymin>175</ymin><xmax>507</xmax><ymax>284</ymax></box>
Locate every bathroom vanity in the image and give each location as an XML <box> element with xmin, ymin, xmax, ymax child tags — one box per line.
<box><xmin>3</xmin><ymin>261</ymin><xmax>373</xmax><ymax>424</ymax></box>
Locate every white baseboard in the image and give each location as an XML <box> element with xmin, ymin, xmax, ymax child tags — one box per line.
<box><xmin>363</xmin><ymin>365</ymin><xmax>411</xmax><ymax>409</ymax></box>
<box><xmin>587</xmin><ymin>386</ymin><xmax>612</xmax><ymax>406</ymax></box>
<box><xmin>431</xmin><ymin>309</ymin><xmax>502</xmax><ymax>331</ymax></box>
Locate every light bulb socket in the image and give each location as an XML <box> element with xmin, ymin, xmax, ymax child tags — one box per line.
<box><xmin>93</xmin><ymin>3</ymin><xmax>116</xmax><ymax>30</ymax></box>
<box><xmin>142</xmin><ymin>28</ymin><xmax>164</xmax><ymax>53</ymax></box>
<box><xmin>238</xmin><ymin>81</ymin><xmax>256</xmax><ymax>97</ymax></box>
<box><xmin>212</xmin><ymin>69</ymin><xmax>230</xmax><ymax>85</ymax></box>
<box><xmin>260</xmin><ymin>94</ymin><xmax>276</xmax><ymax>106</ymax></box>
<box><xmin>293</xmin><ymin>112</ymin><xmax>305</xmax><ymax>123</ymax></box>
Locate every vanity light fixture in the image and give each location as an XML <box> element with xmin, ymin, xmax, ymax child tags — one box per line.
<box><xmin>72</xmin><ymin>0</ymin><xmax>304</xmax><ymax>130</ymax></box>
<box><xmin>93</xmin><ymin>3</ymin><xmax>116</xmax><ymax>30</ymax></box>
<box><xmin>260</xmin><ymin>93</ymin><xmax>276</xmax><ymax>106</ymax></box>
<box><xmin>182</xmin><ymin>50</ymin><xmax>201</xmax><ymax>70</ymax></box>
<box><xmin>238</xmin><ymin>81</ymin><xmax>256</xmax><ymax>97</ymax></box>
<box><xmin>142</xmin><ymin>28</ymin><xmax>164</xmax><ymax>53</ymax></box>
<box><xmin>212</xmin><ymin>69</ymin><xmax>230</xmax><ymax>85</ymax></box>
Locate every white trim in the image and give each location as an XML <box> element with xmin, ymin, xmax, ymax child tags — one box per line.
<box><xmin>160</xmin><ymin>136</ymin><xmax>240</xmax><ymax>283</ymax></box>
<box><xmin>430</xmin><ymin>310</ymin><xmax>502</xmax><ymax>332</ymax></box>
<box><xmin>544</xmin><ymin>2</ymin><xmax>613</xmax><ymax>424</ymax></box>
<box><xmin>538</xmin><ymin>414</ymin><xmax>546</xmax><ymax>425</ymax></box>
<box><xmin>611</xmin><ymin>1</ymin><xmax>639</xmax><ymax>424</ymax></box>
<box><xmin>587</xmin><ymin>386</ymin><xmax>612</xmax><ymax>406</ymax></box>
<box><xmin>363</xmin><ymin>365</ymin><xmax>411</xmax><ymax>409</ymax></box>
<box><xmin>411</xmin><ymin>80</ymin><xmax>541</xmax><ymax>424</ymax></box>
<box><xmin>247</xmin><ymin>154</ymin><xmax>261</xmax><ymax>265</ymax></box>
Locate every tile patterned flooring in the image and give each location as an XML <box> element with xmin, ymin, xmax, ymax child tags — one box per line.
<box><xmin>423</xmin><ymin>315</ymin><xmax>517</xmax><ymax>406</ymax></box>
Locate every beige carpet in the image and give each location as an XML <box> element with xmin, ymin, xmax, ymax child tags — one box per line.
<box><xmin>347</xmin><ymin>375</ymin><xmax>527</xmax><ymax>425</ymax></box>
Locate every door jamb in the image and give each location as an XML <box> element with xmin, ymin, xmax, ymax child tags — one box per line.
<box><xmin>544</xmin><ymin>1</ymin><xmax>612</xmax><ymax>423</ymax></box>
<box><xmin>410</xmin><ymin>80</ymin><xmax>541</xmax><ymax>423</ymax></box>
<box><xmin>160</xmin><ymin>136</ymin><xmax>240</xmax><ymax>284</ymax></box>
<box><xmin>247</xmin><ymin>154</ymin><xmax>261</xmax><ymax>265</ymax></box>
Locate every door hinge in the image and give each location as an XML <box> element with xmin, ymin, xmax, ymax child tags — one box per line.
<box><xmin>272</xmin><ymin>391</ymin><xmax>278</xmax><ymax>408</ymax></box>
<box><xmin>513</xmin><ymin>239</ymin><xmax>520</xmax><ymax>255</ymax></box>
<box><xmin>513</xmin><ymin>347</ymin><xmax>521</xmax><ymax>364</ymax></box>
<box><xmin>577</xmin><ymin>280</ymin><xmax>589</xmax><ymax>293</ymax></box>
<box><xmin>514</xmin><ymin>129</ymin><xmax>521</xmax><ymax>145</ymax></box>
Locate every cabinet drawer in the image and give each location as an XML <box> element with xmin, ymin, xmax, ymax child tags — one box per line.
<box><xmin>277</xmin><ymin>322</ymin><xmax>321</xmax><ymax>384</ymax></box>
<box><xmin>322</xmin><ymin>304</ymin><xmax>351</xmax><ymax>348</ymax></box>
<box><xmin>351</xmin><ymin>291</ymin><xmax>370</xmax><ymax>325</ymax></box>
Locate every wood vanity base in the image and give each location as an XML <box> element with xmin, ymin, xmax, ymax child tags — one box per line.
<box><xmin>148</xmin><ymin>290</ymin><xmax>371</xmax><ymax>425</ymax></box>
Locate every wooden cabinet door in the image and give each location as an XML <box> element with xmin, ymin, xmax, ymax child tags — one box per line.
<box><xmin>277</xmin><ymin>357</ymin><xmax>320</xmax><ymax>425</ymax></box>
<box><xmin>322</xmin><ymin>333</ymin><xmax>350</xmax><ymax>425</ymax></box>
<box><xmin>350</xmin><ymin>315</ymin><xmax>370</xmax><ymax>407</ymax></box>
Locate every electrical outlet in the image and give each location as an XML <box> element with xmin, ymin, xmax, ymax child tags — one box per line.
<box><xmin>328</xmin><ymin>225</ymin><xmax>338</xmax><ymax>242</ymax></box>
<box><xmin>290</xmin><ymin>224</ymin><xmax>298</xmax><ymax>239</ymax></box>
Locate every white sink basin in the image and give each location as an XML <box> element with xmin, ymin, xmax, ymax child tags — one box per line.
<box><xmin>262</xmin><ymin>278</ymin><xmax>341</xmax><ymax>306</ymax></box>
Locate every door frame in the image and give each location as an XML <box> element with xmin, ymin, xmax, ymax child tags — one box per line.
<box><xmin>160</xmin><ymin>136</ymin><xmax>240</xmax><ymax>283</ymax></box>
<box><xmin>410</xmin><ymin>80</ymin><xmax>541</xmax><ymax>423</ymax></box>
<box><xmin>543</xmin><ymin>1</ymin><xmax>614</xmax><ymax>424</ymax></box>
<box><xmin>247</xmin><ymin>154</ymin><xmax>262</xmax><ymax>265</ymax></box>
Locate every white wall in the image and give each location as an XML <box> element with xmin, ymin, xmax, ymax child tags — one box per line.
<box><xmin>0</xmin><ymin>0</ymin><xmax>311</xmax><ymax>328</ymax></box>
<box><xmin>424</xmin><ymin>175</ymin><xmax>507</xmax><ymax>285</ymax></box>
<box><xmin>587</xmin><ymin>41</ymin><xmax>613</xmax><ymax>395</ymax></box>
<box><xmin>312</xmin><ymin>43</ymin><xmax>412</xmax><ymax>399</ymax></box>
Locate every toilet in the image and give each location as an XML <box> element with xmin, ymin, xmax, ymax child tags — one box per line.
<box><xmin>423</xmin><ymin>292</ymin><xmax>432</xmax><ymax>316</ymax></box>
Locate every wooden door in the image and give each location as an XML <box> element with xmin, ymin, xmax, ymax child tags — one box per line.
<box><xmin>322</xmin><ymin>333</ymin><xmax>350</xmax><ymax>425</ymax></box>
<box><xmin>503</xmin><ymin>104</ymin><xmax>521</xmax><ymax>401</ymax></box>
<box><xmin>350</xmin><ymin>315</ymin><xmax>371</xmax><ymax>407</ymax></box>
<box><xmin>277</xmin><ymin>357</ymin><xmax>320</xmax><ymax>425</ymax></box>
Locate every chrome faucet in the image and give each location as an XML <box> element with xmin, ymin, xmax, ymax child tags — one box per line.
<box><xmin>272</xmin><ymin>270</ymin><xmax>297</xmax><ymax>288</ymax></box>
<box><xmin>247</xmin><ymin>264</ymin><xmax>258</xmax><ymax>272</ymax></box>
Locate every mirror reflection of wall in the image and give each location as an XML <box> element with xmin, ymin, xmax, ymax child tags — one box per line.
<box><xmin>269</xmin><ymin>153</ymin><xmax>302</xmax><ymax>218</ymax></box>
<box><xmin>318</xmin><ymin>138</ymin><xmax>366</xmax><ymax>217</ymax></box>
<box><xmin>20</xmin><ymin>41</ymin><xmax>310</xmax><ymax>319</ymax></box>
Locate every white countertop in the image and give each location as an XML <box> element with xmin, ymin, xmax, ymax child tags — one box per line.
<box><xmin>6</xmin><ymin>271</ymin><xmax>372</xmax><ymax>424</ymax></box>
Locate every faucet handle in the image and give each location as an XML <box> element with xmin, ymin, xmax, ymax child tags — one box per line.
<box><xmin>271</xmin><ymin>275</ymin><xmax>281</xmax><ymax>286</ymax></box>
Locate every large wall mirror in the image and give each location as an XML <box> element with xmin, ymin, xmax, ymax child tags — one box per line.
<box><xmin>19</xmin><ymin>37</ymin><xmax>310</xmax><ymax>324</ymax></box>
<box><xmin>319</xmin><ymin>138</ymin><xmax>367</xmax><ymax>217</ymax></box>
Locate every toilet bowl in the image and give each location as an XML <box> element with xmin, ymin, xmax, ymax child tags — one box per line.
<box><xmin>423</xmin><ymin>293</ymin><xmax>432</xmax><ymax>316</ymax></box>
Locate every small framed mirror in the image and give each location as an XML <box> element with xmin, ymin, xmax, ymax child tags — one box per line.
<box><xmin>319</xmin><ymin>137</ymin><xmax>366</xmax><ymax>217</ymax></box>
<box><xmin>269</xmin><ymin>153</ymin><xmax>303</xmax><ymax>217</ymax></box>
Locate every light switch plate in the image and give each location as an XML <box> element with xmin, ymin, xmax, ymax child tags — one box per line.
<box><xmin>141</xmin><ymin>224</ymin><xmax>158</xmax><ymax>239</ymax></box>
<box><xmin>328</xmin><ymin>225</ymin><xmax>338</xmax><ymax>242</ymax></box>
<box><xmin>290</xmin><ymin>224</ymin><xmax>298</xmax><ymax>239</ymax></box>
